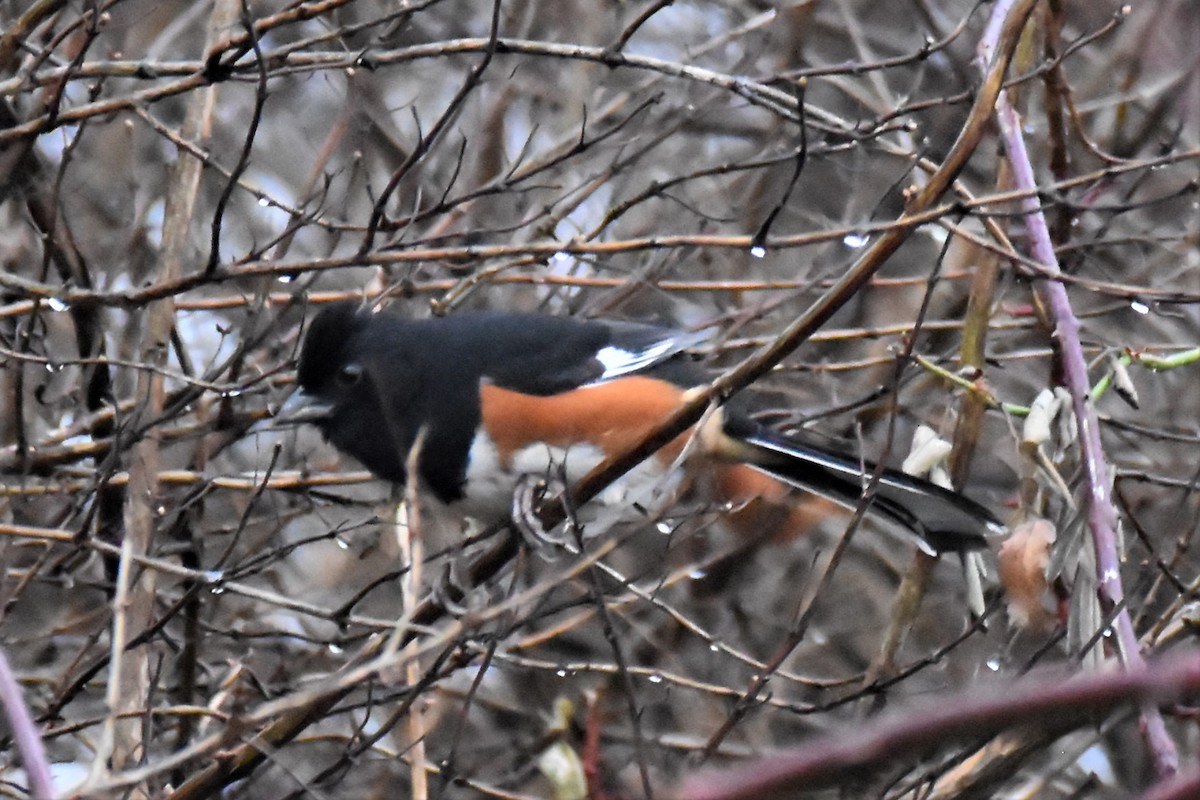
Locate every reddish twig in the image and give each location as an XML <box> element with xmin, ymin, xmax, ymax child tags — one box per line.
<box><xmin>979</xmin><ymin>0</ymin><xmax>1177</xmax><ymax>777</ymax></box>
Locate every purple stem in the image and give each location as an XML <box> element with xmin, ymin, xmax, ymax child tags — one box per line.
<box><xmin>677</xmin><ymin>653</ymin><xmax>1200</xmax><ymax>799</ymax></box>
<box><xmin>0</xmin><ymin>648</ymin><xmax>53</xmax><ymax>799</ymax></box>
<box><xmin>1140</xmin><ymin>768</ymin><xmax>1200</xmax><ymax>800</ymax></box>
<box><xmin>979</xmin><ymin>0</ymin><xmax>1178</xmax><ymax>778</ymax></box>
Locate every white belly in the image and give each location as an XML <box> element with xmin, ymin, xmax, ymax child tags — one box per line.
<box><xmin>454</xmin><ymin>430</ymin><xmax>682</xmax><ymax>529</ymax></box>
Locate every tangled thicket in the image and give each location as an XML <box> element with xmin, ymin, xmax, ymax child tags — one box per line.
<box><xmin>1</xmin><ymin>1</ymin><xmax>1198</xmax><ymax>798</ymax></box>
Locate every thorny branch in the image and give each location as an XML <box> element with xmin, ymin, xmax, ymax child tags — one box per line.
<box><xmin>0</xmin><ymin>1</ymin><xmax>1197</xmax><ymax>798</ymax></box>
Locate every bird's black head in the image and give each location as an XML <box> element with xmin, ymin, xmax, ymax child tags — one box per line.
<box><xmin>279</xmin><ymin>301</ymin><xmax>415</xmax><ymax>483</ymax></box>
<box><xmin>296</xmin><ymin>300</ymin><xmax>367</xmax><ymax>397</ymax></box>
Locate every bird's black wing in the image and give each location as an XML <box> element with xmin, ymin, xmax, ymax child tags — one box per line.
<box><xmin>453</xmin><ymin>313</ymin><xmax>705</xmax><ymax>396</ymax></box>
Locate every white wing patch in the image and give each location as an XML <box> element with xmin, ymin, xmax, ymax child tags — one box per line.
<box><xmin>592</xmin><ymin>335</ymin><xmax>691</xmax><ymax>383</ymax></box>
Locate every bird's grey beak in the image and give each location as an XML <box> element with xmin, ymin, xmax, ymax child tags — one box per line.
<box><xmin>273</xmin><ymin>388</ymin><xmax>335</xmax><ymax>427</ymax></box>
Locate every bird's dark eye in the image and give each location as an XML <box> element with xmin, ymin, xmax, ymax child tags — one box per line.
<box><xmin>336</xmin><ymin>363</ymin><xmax>363</xmax><ymax>387</ymax></box>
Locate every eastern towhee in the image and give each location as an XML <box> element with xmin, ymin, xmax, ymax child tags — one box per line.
<box><xmin>277</xmin><ymin>301</ymin><xmax>1003</xmax><ymax>552</ymax></box>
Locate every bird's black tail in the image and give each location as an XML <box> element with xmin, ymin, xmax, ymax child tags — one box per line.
<box><xmin>729</xmin><ymin>426</ymin><xmax>1005</xmax><ymax>554</ymax></box>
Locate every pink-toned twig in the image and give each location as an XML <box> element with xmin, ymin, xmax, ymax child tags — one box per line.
<box><xmin>0</xmin><ymin>649</ymin><xmax>52</xmax><ymax>799</ymax></box>
<box><xmin>978</xmin><ymin>0</ymin><xmax>1178</xmax><ymax>778</ymax></box>
<box><xmin>676</xmin><ymin>652</ymin><xmax>1200</xmax><ymax>800</ymax></box>
<box><xmin>1140</xmin><ymin>768</ymin><xmax>1200</xmax><ymax>800</ymax></box>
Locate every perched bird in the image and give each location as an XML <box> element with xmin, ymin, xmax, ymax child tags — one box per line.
<box><xmin>277</xmin><ymin>301</ymin><xmax>1003</xmax><ymax>553</ymax></box>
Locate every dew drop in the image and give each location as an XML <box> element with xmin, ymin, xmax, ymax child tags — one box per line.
<box><xmin>47</xmin><ymin>296</ymin><xmax>69</xmax><ymax>312</ymax></box>
<box><xmin>842</xmin><ymin>232</ymin><xmax>869</xmax><ymax>248</ymax></box>
<box><xmin>647</xmin><ymin>672</ymin><xmax>664</xmax><ymax>684</ymax></box>
<box><xmin>1129</xmin><ymin>299</ymin><xmax>1150</xmax><ymax>315</ymax></box>
<box><xmin>749</xmin><ymin>245</ymin><xmax>767</xmax><ymax>259</ymax></box>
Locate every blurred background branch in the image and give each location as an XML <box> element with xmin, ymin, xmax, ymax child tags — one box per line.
<box><xmin>0</xmin><ymin>1</ymin><xmax>1197</xmax><ymax>797</ymax></box>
